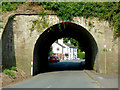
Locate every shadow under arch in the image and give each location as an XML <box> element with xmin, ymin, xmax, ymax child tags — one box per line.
<box><xmin>2</xmin><ymin>17</ymin><xmax>16</xmax><ymax>68</ymax></box>
<box><xmin>33</xmin><ymin>22</ymin><xmax>98</xmax><ymax>75</ymax></box>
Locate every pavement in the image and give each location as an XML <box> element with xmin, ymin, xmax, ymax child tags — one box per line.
<box><xmin>84</xmin><ymin>70</ymin><xmax>118</xmax><ymax>88</ymax></box>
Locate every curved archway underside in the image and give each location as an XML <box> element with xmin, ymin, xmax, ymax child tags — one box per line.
<box><xmin>33</xmin><ymin>23</ymin><xmax>98</xmax><ymax>75</ymax></box>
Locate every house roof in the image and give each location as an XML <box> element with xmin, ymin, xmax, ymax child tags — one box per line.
<box><xmin>64</xmin><ymin>43</ymin><xmax>77</xmax><ymax>48</ymax></box>
<box><xmin>56</xmin><ymin>43</ymin><xmax>66</xmax><ymax>48</ymax></box>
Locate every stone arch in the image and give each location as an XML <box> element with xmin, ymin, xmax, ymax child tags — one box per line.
<box><xmin>33</xmin><ymin>22</ymin><xmax>98</xmax><ymax>75</ymax></box>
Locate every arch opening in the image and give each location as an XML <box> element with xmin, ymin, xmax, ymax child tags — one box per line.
<box><xmin>33</xmin><ymin>22</ymin><xmax>98</xmax><ymax>75</ymax></box>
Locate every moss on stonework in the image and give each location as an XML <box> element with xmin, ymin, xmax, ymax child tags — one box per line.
<box><xmin>29</xmin><ymin>18</ymin><xmax>49</xmax><ymax>32</ymax></box>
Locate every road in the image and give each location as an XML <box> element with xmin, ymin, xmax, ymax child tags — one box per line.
<box><xmin>4</xmin><ymin>60</ymin><xmax>101</xmax><ymax>88</ymax></box>
<box><xmin>5</xmin><ymin>71</ymin><xmax>100</xmax><ymax>88</ymax></box>
<box><xmin>48</xmin><ymin>59</ymin><xmax>85</xmax><ymax>71</ymax></box>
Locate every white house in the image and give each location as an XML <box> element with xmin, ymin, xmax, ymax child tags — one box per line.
<box><xmin>51</xmin><ymin>38</ymin><xmax>77</xmax><ymax>60</ymax></box>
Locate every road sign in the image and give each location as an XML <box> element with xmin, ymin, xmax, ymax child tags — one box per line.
<box><xmin>62</xmin><ymin>20</ymin><xmax>71</xmax><ymax>23</ymax></box>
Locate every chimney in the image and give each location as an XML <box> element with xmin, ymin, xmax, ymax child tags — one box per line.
<box><xmin>58</xmin><ymin>38</ymin><xmax>63</xmax><ymax>44</ymax></box>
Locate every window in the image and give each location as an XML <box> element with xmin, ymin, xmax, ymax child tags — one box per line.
<box><xmin>65</xmin><ymin>53</ymin><xmax>68</xmax><ymax>56</ymax></box>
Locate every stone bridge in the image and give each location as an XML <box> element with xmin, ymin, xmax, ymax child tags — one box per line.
<box><xmin>0</xmin><ymin>14</ymin><xmax>118</xmax><ymax>75</ymax></box>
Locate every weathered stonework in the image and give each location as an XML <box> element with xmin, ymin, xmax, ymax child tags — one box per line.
<box><xmin>1</xmin><ymin>14</ymin><xmax>118</xmax><ymax>75</ymax></box>
<box><xmin>73</xmin><ymin>17</ymin><xmax>118</xmax><ymax>74</ymax></box>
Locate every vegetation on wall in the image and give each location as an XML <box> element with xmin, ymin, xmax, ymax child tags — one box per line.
<box><xmin>30</xmin><ymin>18</ymin><xmax>49</xmax><ymax>32</ymax></box>
<box><xmin>2</xmin><ymin>2</ymin><xmax>120</xmax><ymax>37</ymax></box>
<box><xmin>40</xmin><ymin>2</ymin><xmax>120</xmax><ymax>37</ymax></box>
<box><xmin>2</xmin><ymin>2</ymin><xmax>22</xmax><ymax>12</ymax></box>
<box><xmin>29</xmin><ymin>8</ymin><xmax>49</xmax><ymax>32</ymax></box>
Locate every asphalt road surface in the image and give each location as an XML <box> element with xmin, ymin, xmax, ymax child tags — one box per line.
<box><xmin>48</xmin><ymin>59</ymin><xmax>85</xmax><ymax>71</ymax></box>
<box><xmin>4</xmin><ymin>60</ymin><xmax>101</xmax><ymax>88</ymax></box>
<box><xmin>5</xmin><ymin>71</ymin><xmax>100</xmax><ymax>88</ymax></box>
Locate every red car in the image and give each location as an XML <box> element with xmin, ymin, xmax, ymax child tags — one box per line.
<box><xmin>49</xmin><ymin>56</ymin><xmax>57</xmax><ymax>62</ymax></box>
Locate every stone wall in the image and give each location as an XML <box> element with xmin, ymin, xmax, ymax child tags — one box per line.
<box><xmin>1</xmin><ymin>15</ymin><xmax>118</xmax><ymax>75</ymax></box>
<box><xmin>73</xmin><ymin>17</ymin><xmax>118</xmax><ymax>74</ymax></box>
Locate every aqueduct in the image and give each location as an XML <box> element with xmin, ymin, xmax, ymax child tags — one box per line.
<box><xmin>1</xmin><ymin>14</ymin><xmax>118</xmax><ymax>75</ymax></box>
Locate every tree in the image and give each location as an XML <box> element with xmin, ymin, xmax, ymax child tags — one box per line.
<box><xmin>63</xmin><ymin>38</ymin><xmax>85</xmax><ymax>51</ymax></box>
<box><xmin>48</xmin><ymin>46</ymin><xmax>53</xmax><ymax>56</ymax></box>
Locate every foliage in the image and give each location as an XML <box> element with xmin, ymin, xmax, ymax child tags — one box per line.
<box><xmin>11</xmin><ymin>66</ymin><xmax>17</xmax><ymax>71</ymax></box>
<box><xmin>2</xmin><ymin>2</ymin><xmax>22</xmax><ymax>12</ymax></box>
<box><xmin>63</xmin><ymin>37</ymin><xmax>85</xmax><ymax>51</ymax></box>
<box><xmin>0</xmin><ymin>9</ymin><xmax>1</xmax><ymax>14</ymax></box>
<box><xmin>29</xmin><ymin>8</ymin><xmax>48</xmax><ymax>32</ymax></box>
<box><xmin>2</xmin><ymin>2</ymin><xmax>120</xmax><ymax>37</ymax></box>
<box><xmin>30</xmin><ymin>19</ymin><xmax>48</xmax><ymax>32</ymax></box>
<box><xmin>0</xmin><ymin>18</ymin><xmax>2</xmax><ymax>22</ymax></box>
<box><xmin>3</xmin><ymin>69</ymin><xmax>15</xmax><ymax>79</ymax></box>
<box><xmin>48</xmin><ymin>46</ymin><xmax>53</xmax><ymax>56</ymax></box>
<box><xmin>77</xmin><ymin>52</ymin><xmax>85</xmax><ymax>59</ymax></box>
<box><xmin>40</xmin><ymin>2</ymin><xmax>120</xmax><ymax>37</ymax></box>
<box><xmin>0</xmin><ymin>25</ymin><xmax>3</xmax><ymax>28</ymax></box>
<box><xmin>23</xmin><ymin>2</ymin><xmax>32</xmax><ymax>10</ymax></box>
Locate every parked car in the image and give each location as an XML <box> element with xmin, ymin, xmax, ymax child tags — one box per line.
<box><xmin>56</xmin><ymin>56</ymin><xmax>60</xmax><ymax>62</ymax></box>
<box><xmin>48</xmin><ymin>56</ymin><xmax>60</xmax><ymax>62</ymax></box>
<box><xmin>49</xmin><ymin>56</ymin><xmax>57</xmax><ymax>62</ymax></box>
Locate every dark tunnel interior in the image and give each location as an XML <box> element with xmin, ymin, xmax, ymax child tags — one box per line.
<box><xmin>33</xmin><ymin>22</ymin><xmax>98</xmax><ymax>75</ymax></box>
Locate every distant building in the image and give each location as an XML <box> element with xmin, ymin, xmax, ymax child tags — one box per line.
<box><xmin>52</xmin><ymin>38</ymin><xmax>77</xmax><ymax>60</ymax></box>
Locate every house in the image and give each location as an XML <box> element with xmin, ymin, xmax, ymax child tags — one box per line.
<box><xmin>52</xmin><ymin>38</ymin><xmax>77</xmax><ymax>60</ymax></box>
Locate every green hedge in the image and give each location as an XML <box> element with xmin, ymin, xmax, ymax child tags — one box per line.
<box><xmin>77</xmin><ymin>52</ymin><xmax>85</xmax><ymax>59</ymax></box>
